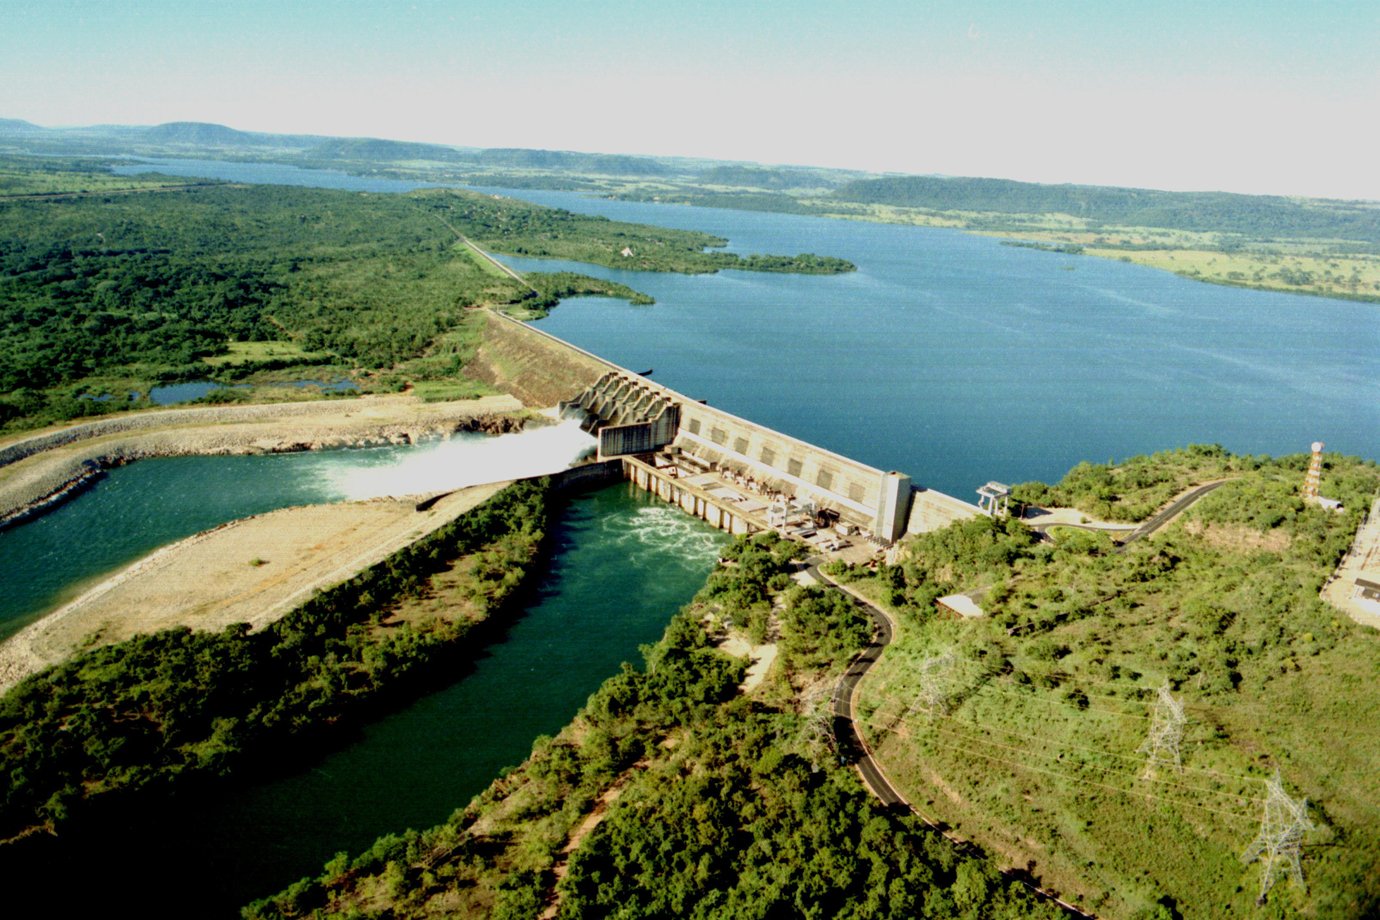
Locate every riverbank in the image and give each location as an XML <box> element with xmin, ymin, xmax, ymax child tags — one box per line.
<box><xmin>0</xmin><ymin>482</ymin><xmax>509</xmax><ymax>695</ymax></box>
<box><xmin>0</xmin><ymin>393</ymin><xmax>525</xmax><ymax>527</ymax></box>
<box><xmin>0</xmin><ymin>479</ymin><xmax>553</xmax><ymax>848</ymax></box>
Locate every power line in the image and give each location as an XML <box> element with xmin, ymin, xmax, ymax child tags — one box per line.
<box><xmin>867</xmin><ymin>720</ymin><xmax>1253</xmax><ymax>823</ymax></box>
<box><xmin>911</xmin><ymin>719</ymin><xmax>1252</xmax><ymax>813</ymax></box>
<box><xmin>924</xmin><ymin>713</ymin><xmax>1257</xmax><ymax>802</ymax></box>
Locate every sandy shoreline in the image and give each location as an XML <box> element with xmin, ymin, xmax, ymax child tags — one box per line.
<box><xmin>0</xmin><ymin>481</ymin><xmax>511</xmax><ymax>694</ymax></box>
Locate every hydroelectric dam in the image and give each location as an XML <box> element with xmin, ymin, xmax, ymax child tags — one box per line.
<box><xmin>468</xmin><ymin>310</ymin><xmax>980</xmax><ymax>547</ymax></box>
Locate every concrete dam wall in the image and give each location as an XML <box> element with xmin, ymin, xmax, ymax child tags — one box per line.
<box><xmin>473</xmin><ymin>311</ymin><xmax>979</xmax><ymax>541</ymax></box>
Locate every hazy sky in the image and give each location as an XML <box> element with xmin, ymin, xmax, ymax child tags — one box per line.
<box><xmin>4</xmin><ymin>0</ymin><xmax>1377</xmax><ymax>199</ymax></box>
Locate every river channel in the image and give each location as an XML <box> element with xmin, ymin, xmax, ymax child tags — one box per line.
<box><xmin>11</xmin><ymin>482</ymin><xmax>725</xmax><ymax>915</ymax></box>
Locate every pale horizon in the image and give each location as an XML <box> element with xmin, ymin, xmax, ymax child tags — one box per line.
<box><xmin>3</xmin><ymin>0</ymin><xmax>1377</xmax><ymax>201</ymax></box>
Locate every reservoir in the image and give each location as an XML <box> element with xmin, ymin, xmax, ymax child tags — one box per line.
<box><xmin>116</xmin><ymin>159</ymin><xmax>1379</xmax><ymax>497</ymax></box>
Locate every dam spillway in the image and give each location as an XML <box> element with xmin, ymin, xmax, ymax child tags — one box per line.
<box><xmin>472</xmin><ymin>310</ymin><xmax>980</xmax><ymax>544</ymax></box>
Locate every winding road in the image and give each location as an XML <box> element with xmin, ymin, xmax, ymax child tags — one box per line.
<box><xmin>808</xmin><ymin>477</ymin><xmax>1232</xmax><ymax>919</ymax></box>
<box><xmin>809</xmin><ymin>562</ymin><xmax>907</xmax><ymax>807</ymax></box>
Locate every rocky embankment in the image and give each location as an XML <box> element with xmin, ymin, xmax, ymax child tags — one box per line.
<box><xmin>0</xmin><ymin>394</ymin><xmax>527</xmax><ymax>527</ymax></box>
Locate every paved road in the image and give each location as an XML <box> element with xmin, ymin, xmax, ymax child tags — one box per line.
<box><xmin>1114</xmin><ymin>479</ymin><xmax>1229</xmax><ymax>552</ymax></box>
<box><xmin>1023</xmin><ymin>480</ymin><xmax>1230</xmax><ymax>551</ymax></box>
<box><xmin>809</xmin><ymin>562</ymin><xmax>907</xmax><ymax>807</ymax></box>
<box><xmin>811</xmin><ymin>562</ymin><xmax>1098</xmax><ymax>918</ymax></box>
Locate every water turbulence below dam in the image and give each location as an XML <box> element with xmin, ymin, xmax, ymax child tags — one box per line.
<box><xmin>11</xmin><ymin>483</ymin><xmax>727</xmax><ymax>918</ymax></box>
<box><xmin>0</xmin><ymin>419</ymin><xmax>596</xmax><ymax>639</ymax></box>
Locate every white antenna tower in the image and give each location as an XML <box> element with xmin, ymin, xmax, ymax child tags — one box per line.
<box><xmin>1138</xmin><ymin>681</ymin><xmax>1186</xmax><ymax>775</ymax></box>
<box><xmin>1241</xmin><ymin>771</ymin><xmax>1316</xmax><ymax>903</ymax></box>
<box><xmin>906</xmin><ymin>653</ymin><xmax>957</xmax><ymax>718</ymax></box>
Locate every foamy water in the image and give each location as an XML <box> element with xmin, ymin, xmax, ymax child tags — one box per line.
<box><xmin>599</xmin><ymin>503</ymin><xmax>727</xmax><ymax>573</ymax></box>
<box><xmin>318</xmin><ymin>420</ymin><xmax>597</xmax><ymax>501</ymax></box>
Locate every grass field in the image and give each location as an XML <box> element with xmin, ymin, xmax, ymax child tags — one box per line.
<box><xmin>847</xmin><ymin>454</ymin><xmax>1380</xmax><ymax>918</ymax></box>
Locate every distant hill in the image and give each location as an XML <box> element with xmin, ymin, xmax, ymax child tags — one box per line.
<box><xmin>697</xmin><ymin>164</ymin><xmax>840</xmax><ymax>190</ymax></box>
<box><xmin>833</xmin><ymin>175</ymin><xmax>1380</xmax><ymax>242</ymax></box>
<box><xmin>141</xmin><ymin>121</ymin><xmax>266</xmax><ymax>146</ymax></box>
<box><xmin>476</xmin><ymin>148</ymin><xmax>670</xmax><ymax>176</ymax></box>
<box><xmin>304</xmin><ymin>137</ymin><xmax>468</xmax><ymax>162</ymax></box>
<box><xmin>0</xmin><ymin>118</ymin><xmax>44</xmax><ymax>136</ymax></box>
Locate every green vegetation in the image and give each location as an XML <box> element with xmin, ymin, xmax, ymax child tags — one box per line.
<box><xmin>0</xmin><ymin>480</ymin><xmax>550</xmax><ymax>843</ymax></box>
<box><xmin>831</xmin><ymin>176</ymin><xmax>1380</xmax><ymax>243</ymax></box>
<box><xmin>833</xmin><ymin>450</ymin><xmax>1380</xmax><ymax>918</ymax></box>
<box><xmin>0</xmin><ymin>159</ymin><xmax>854</xmax><ymax>432</ymax></box>
<box><xmin>246</xmin><ymin>531</ymin><xmax>1059</xmax><ymax>919</ymax></box>
<box><xmin>0</xmin><ymin>155</ymin><xmax>211</xmax><ymax>197</ymax></box>
<box><xmin>451</xmin><ymin>192</ymin><xmax>853</xmax><ymax>275</ymax></box>
<box><xmin>1011</xmin><ymin>443</ymin><xmax>1255</xmax><ymax>522</ymax></box>
<box><xmin>7</xmin><ymin>120</ymin><xmax>1377</xmax><ymax>302</ymax></box>
<box><xmin>506</xmin><ymin>270</ymin><xmax>654</xmax><ymax>320</ymax></box>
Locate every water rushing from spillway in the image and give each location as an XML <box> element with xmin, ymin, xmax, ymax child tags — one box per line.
<box><xmin>320</xmin><ymin>418</ymin><xmax>596</xmax><ymax>500</ymax></box>
<box><xmin>0</xmin><ymin>421</ymin><xmax>596</xmax><ymax>638</ymax></box>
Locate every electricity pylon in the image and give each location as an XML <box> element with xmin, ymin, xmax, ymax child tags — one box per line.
<box><xmin>1138</xmin><ymin>681</ymin><xmax>1186</xmax><ymax>776</ymax></box>
<box><xmin>906</xmin><ymin>653</ymin><xmax>957</xmax><ymax>718</ymax></box>
<box><xmin>1242</xmin><ymin>771</ymin><xmax>1316</xmax><ymax>903</ymax></box>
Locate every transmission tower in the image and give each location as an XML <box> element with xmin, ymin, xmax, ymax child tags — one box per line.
<box><xmin>1241</xmin><ymin>771</ymin><xmax>1316</xmax><ymax>903</ymax></box>
<box><xmin>1138</xmin><ymin>681</ymin><xmax>1186</xmax><ymax>775</ymax></box>
<box><xmin>905</xmin><ymin>653</ymin><xmax>957</xmax><ymax>718</ymax></box>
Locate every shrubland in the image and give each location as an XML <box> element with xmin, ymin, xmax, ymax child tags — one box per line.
<box><xmin>835</xmin><ymin>449</ymin><xmax>1380</xmax><ymax>918</ymax></box>
<box><xmin>245</xmin><ymin>532</ymin><xmax>1059</xmax><ymax>920</ymax></box>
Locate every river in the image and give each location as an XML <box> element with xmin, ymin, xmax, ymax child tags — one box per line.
<box><xmin>9</xmin><ymin>482</ymin><xmax>726</xmax><ymax>916</ymax></box>
<box><xmin>0</xmin><ymin>420</ymin><xmax>598</xmax><ymax>640</ymax></box>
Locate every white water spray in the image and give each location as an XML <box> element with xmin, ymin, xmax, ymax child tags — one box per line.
<box><xmin>319</xmin><ymin>419</ymin><xmax>597</xmax><ymax>501</ymax></box>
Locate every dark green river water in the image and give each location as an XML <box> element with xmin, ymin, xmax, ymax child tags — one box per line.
<box><xmin>12</xmin><ymin>482</ymin><xmax>725</xmax><ymax>915</ymax></box>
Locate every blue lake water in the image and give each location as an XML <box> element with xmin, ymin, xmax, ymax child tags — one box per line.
<box><xmin>115</xmin><ymin>157</ymin><xmax>1376</xmax><ymax>494</ymax></box>
<box><xmin>483</xmin><ymin>189</ymin><xmax>1379</xmax><ymax>498</ymax></box>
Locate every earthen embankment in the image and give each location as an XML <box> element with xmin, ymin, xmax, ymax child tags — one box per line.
<box><xmin>463</xmin><ymin>311</ymin><xmax>610</xmax><ymax>407</ymax></box>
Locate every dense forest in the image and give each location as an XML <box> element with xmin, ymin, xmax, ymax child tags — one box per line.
<box><xmin>0</xmin><ymin>479</ymin><xmax>549</xmax><ymax>843</ymax></box>
<box><xmin>246</xmin><ymin>532</ymin><xmax>1060</xmax><ymax>919</ymax></box>
<box><xmin>0</xmin><ymin>157</ymin><xmax>851</xmax><ymax>431</ymax></box>
<box><xmin>829</xmin><ymin>448</ymin><xmax>1380</xmax><ymax>917</ymax></box>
